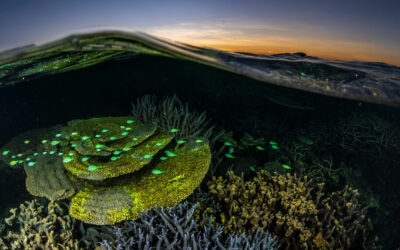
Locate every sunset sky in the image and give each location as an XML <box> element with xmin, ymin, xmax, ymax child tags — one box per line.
<box><xmin>1</xmin><ymin>0</ymin><xmax>399</xmax><ymax>65</ymax></box>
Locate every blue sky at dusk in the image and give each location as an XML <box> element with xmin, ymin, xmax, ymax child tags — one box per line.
<box><xmin>1</xmin><ymin>0</ymin><xmax>399</xmax><ymax>65</ymax></box>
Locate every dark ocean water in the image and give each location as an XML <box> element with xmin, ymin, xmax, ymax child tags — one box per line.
<box><xmin>0</xmin><ymin>31</ymin><xmax>399</xmax><ymax>249</ymax></box>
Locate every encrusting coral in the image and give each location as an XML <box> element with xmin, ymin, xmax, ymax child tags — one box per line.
<box><xmin>0</xmin><ymin>199</ymin><xmax>79</xmax><ymax>249</ymax></box>
<box><xmin>208</xmin><ymin>170</ymin><xmax>378</xmax><ymax>249</ymax></box>
<box><xmin>99</xmin><ymin>201</ymin><xmax>280</xmax><ymax>250</ymax></box>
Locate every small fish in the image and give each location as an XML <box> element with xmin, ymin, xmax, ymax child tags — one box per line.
<box><xmin>33</xmin><ymin>153</ymin><xmax>39</xmax><ymax>156</ymax></box>
<box><xmin>160</xmin><ymin>156</ymin><xmax>168</xmax><ymax>160</ymax></box>
<box><xmin>125</xmin><ymin>127</ymin><xmax>132</xmax><ymax>130</ymax></box>
<box><xmin>81</xmin><ymin>157</ymin><xmax>90</xmax><ymax>162</ymax></box>
<box><xmin>55</xmin><ymin>133</ymin><xmax>62</xmax><ymax>137</ymax></box>
<box><xmin>109</xmin><ymin>136</ymin><xmax>117</xmax><ymax>140</ymax></box>
<box><xmin>71</xmin><ymin>132</ymin><xmax>78</xmax><ymax>136</ymax></box>
<box><xmin>63</xmin><ymin>157</ymin><xmax>74</xmax><ymax>163</ymax></box>
<box><xmin>122</xmin><ymin>147</ymin><xmax>133</xmax><ymax>151</ymax></box>
<box><xmin>95</xmin><ymin>134</ymin><xmax>102</xmax><ymax>138</ymax></box>
<box><xmin>58</xmin><ymin>152</ymin><xmax>64</xmax><ymax>156</ymax></box>
<box><xmin>110</xmin><ymin>156</ymin><xmax>120</xmax><ymax>161</ymax></box>
<box><xmin>88</xmin><ymin>165</ymin><xmax>101</xmax><ymax>171</ymax></box>
<box><xmin>113</xmin><ymin>151</ymin><xmax>122</xmax><ymax>155</ymax></box>
<box><xmin>224</xmin><ymin>142</ymin><xmax>233</xmax><ymax>146</ymax></box>
<box><xmin>41</xmin><ymin>140</ymin><xmax>48</xmax><ymax>144</ymax></box>
<box><xmin>17</xmin><ymin>153</ymin><xmax>23</xmax><ymax>157</ymax></box>
<box><xmin>120</xmin><ymin>125</ymin><xmax>126</xmax><ymax>129</ymax></box>
<box><xmin>10</xmin><ymin>160</ymin><xmax>18</xmax><ymax>166</ymax></box>
<box><xmin>24</xmin><ymin>140</ymin><xmax>30</xmax><ymax>144</ymax></box>
<box><xmin>51</xmin><ymin>140</ymin><xmax>61</xmax><ymax>145</ymax></box>
<box><xmin>132</xmin><ymin>137</ymin><xmax>139</xmax><ymax>141</ymax></box>
<box><xmin>170</xmin><ymin>128</ymin><xmax>180</xmax><ymax>133</ymax></box>
<box><xmin>71</xmin><ymin>143</ymin><xmax>77</xmax><ymax>148</ymax></box>
<box><xmin>225</xmin><ymin>153</ymin><xmax>235</xmax><ymax>159</ymax></box>
<box><xmin>177</xmin><ymin>140</ymin><xmax>186</xmax><ymax>144</ymax></box>
<box><xmin>282</xmin><ymin>164</ymin><xmax>292</xmax><ymax>170</ymax></box>
<box><xmin>271</xmin><ymin>145</ymin><xmax>279</xmax><ymax>150</ymax></box>
<box><xmin>300</xmin><ymin>72</ymin><xmax>306</xmax><ymax>76</ymax></box>
<box><xmin>126</xmin><ymin>120</ymin><xmax>135</xmax><ymax>124</ymax></box>
<box><xmin>256</xmin><ymin>146</ymin><xmax>265</xmax><ymax>151</ymax></box>
<box><xmin>165</xmin><ymin>151</ymin><xmax>178</xmax><ymax>157</ymax></box>
<box><xmin>195</xmin><ymin>139</ymin><xmax>203</xmax><ymax>143</ymax></box>
<box><xmin>2</xmin><ymin>150</ymin><xmax>10</xmax><ymax>156</ymax></box>
<box><xmin>82</xmin><ymin>136</ymin><xmax>91</xmax><ymax>140</ymax></box>
<box><xmin>250</xmin><ymin>166</ymin><xmax>256</xmax><ymax>172</ymax></box>
<box><xmin>26</xmin><ymin>157</ymin><xmax>31</xmax><ymax>161</ymax></box>
<box><xmin>42</xmin><ymin>152</ymin><xmax>48</xmax><ymax>155</ymax></box>
<box><xmin>101</xmin><ymin>129</ymin><xmax>109</xmax><ymax>133</ymax></box>
<box><xmin>228</xmin><ymin>147</ymin><xmax>234</xmax><ymax>154</ymax></box>
<box><xmin>121</xmin><ymin>132</ymin><xmax>129</xmax><ymax>136</ymax></box>
<box><xmin>27</xmin><ymin>162</ymin><xmax>36</xmax><ymax>167</ymax></box>
<box><xmin>143</xmin><ymin>154</ymin><xmax>153</xmax><ymax>159</ymax></box>
<box><xmin>269</xmin><ymin>141</ymin><xmax>277</xmax><ymax>145</ymax></box>
<box><xmin>49</xmin><ymin>151</ymin><xmax>56</xmax><ymax>155</ymax></box>
<box><xmin>95</xmin><ymin>144</ymin><xmax>105</xmax><ymax>149</ymax></box>
<box><xmin>96</xmin><ymin>148</ymin><xmax>103</xmax><ymax>152</ymax></box>
<box><xmin>11</xmin><ymin>155</ymin><xmax>16</xmax><ymax>159</ymax></box>
<box><xmin>68</xmin><ymin>152</ymin><xmax>75</xmax><ymax>156</ymax></box>
<box><xmin>155</xmin><ymin>142</ymin><xmax>165</xmax><ymax>146</ymax></box>
<box><xmin>17</xmin><ymin>160</ymin><xmax>23</xmax><ymax>164</ymax></box>
<box><xmin>152</xmin><ymin>169</ymin><xmax>165</xmax><ymax>175</ymax></box>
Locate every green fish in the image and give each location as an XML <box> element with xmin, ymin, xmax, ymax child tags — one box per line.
<box><xmin>27</xmin><ymin>162</ymin><xmax>36</xmax><ymax>167</ymax></box>
<box><xmin>26</xmin><ymin>157</ymin><xmax>31</xmax><ymax>161</ymax></box>
<box><xmin>2</xmin><ymin>150</ymin><xmax>10</xmax><ymax>156</ymax></box>
<box><xmin>121</xmin><ymin>132</ymin><xmax>129</xmax><ymax>136</ymax></box>
<box><xmin>82</xmin><ymin>136</ymin><xmax>91</xmax><ymax>140</ymax></box>
<box><xmin>95</xmin><ymin>134</ymin><xmax>102</xmax><ymax>138</ymax></box>
<box><xmin>11</xmin><ymin>155</ymin><xmax>16</xmax><ymax>159</ymax></box>
<box><xmin>17</xmin><ymin>153</ymin><xmax>23</xmax><ymax>157</ymax></box>
<box><xmin>49</xmin><ymin>151</ymin><xmax>56</xmax><ymax>155</ymax></box>
<box><xmin>68</xmin><ymin>152</ymin><xmax>75</xmax><ymax>156</ymax></box>
<box><xmin>177</xmin><ymin>140</ymin><xmax>186</xmax><ymax>144</ymax></box>
<box><xmin>300</xmin><ymin>72</ymin><xmax>306</xmax><ymax>76</ymax></box>
<box><xmin>143</xmin><ymin>154</ymin><xmax>153</xmax><ymax>159</ymax></box>
<box><xmin>81</xmin><ymin>157</ymin><xmax>90</xmax><ymax>162</ymax></box>
<box><xmin>111</xmin><ymin>156</ymin><xmax>120</xmax><ymax>161</ymax></box>
<box><xmin>71</xmin><ymin>132</ymin><xmax>78</xmax><ymax>136</ymax></box>
<box><xmin>95</xmin><ymin>144</ymin><xmax>105</xmax><ymax>149</ymax></box>
<box><xmin>122</xmin><ymin>147</ymin><xmax>133</xmax><ymax>151</ymax></box>
<box><xmin>63</xmin><ymin>157</ymin><xmax>74</xmax><ymax>163</ymax></box>
<box><xmin>269</xmin><ymin>141</ymin><xmax>277</xmax><ymax>145</ymax></box>
<box><xmin>42</xmin><ymin>152</ymin><xmax>48</xmax><ymax>155</ymax></box>
<box><xmin>101</xmin><ymin>129</ymin><xmax>109</xmax><ymax>133</ymax></box>
<box><xmin>132</xmin><ymin>137</ymin><xmax>139</xmax><ymax>141</ymax></box>
<box><xmin>152</xmin><ymin>169</ymin><xmax>165</xmax><ymax>175</ymax></box>
<box><xmin>282</xmin><ymin>164</ymin><xmax>292</xmax><ymax>170</ymax></box>
<box><xmin>33</xmin><ymin>153</ymin><xmax>39</xmax><ymax>156</ymax></box>
<box><xmin>271</xmin><ymin>145</ymin><xmax>279</xmax><ymax>150</ymax></box>
<box><xmin>225</xmin><ymin>153</ymin><xmax>235</xmax><ymax>159</ymax></box>
<box><xmin>17</xmin><ymin>160</ymin><xmax>23</xmax><ymax>164</ymax></box>
<box><xmin>170</xmin><ymin>128</ymin><xmax>180</xmax><ymax>133</ymax></box>
<box><xmin>165</xmin><ymin>151</ymin><xmax>178</xmax><ymax>157</ymax></box>
<box><xmin>24</xmin><ymin>140</ymin><xmax>30</xmax><ymax>144</ymax></box>
<box><xmin>71</xmin><ymin>143</ymin><xmax>77</xmax><ymax>147</ymax></box>
<box><xmin>256</xmin><ymin>146</ymin><xmax>265</xmax><ymax>151</ymax></box>
<box><xmin>120</xmin><ymin>125</ymin><xmax>126</xmax><ymax>129</ymax></box>
<box><xmin>155</xmin><ymin>142</ymin><xmax>165</xmax><ymax>146</ymax></box>
<box><xmin>55</xmin><ymin>133</ymin><xmax>62</xmax><ymax>137</ymax></box>
<box><xmin>51</xmin><ymin>140</ymin><xmax>61</xmax><ymax>146</ymax></box>
<box><xmin>125</xmin><ymin>127</ymin><xmax>132</xmax><ymax>130</ymax></box>
<box><xmin>10</xmin><ymin>160</ymin><xmax>18</xmax><ymax>166</ymax></box>
<box><xmin>88</xmin><ymin>165</ymin><xmax>101</xmax><ymax>171</ymax></box>
<box><xmin>58</xmin><ymin>152</ymin><xmax>64</xmax><ymax>156</ymax></box>
<box><xmin>160</xmin><ymin>156</ymin><xmax>168</xmax><ymax>160</ymax></box>
<box><xmin>126</xmin><ymin>120</ymin><xmax>135</xmax><ymax>124</ymax></box>
<box><xmin>250</xmin><ymin>166</ymin><xmax>256</xmax><ymax>172</ymax></box>
<box><xmin>113</xmin><ymin>151</ymin><xmax>123</xmax><ymax>155</ymax></box>
<box><xmin>41</xmin><ymin>140</ymin><xmax>48</xmax><ymax>144</ymax></box>
<box><xmin>109</xmin><ymin>136</ymin><xmax>117</xmax><ymax>140</ymax></box>
<box><xmin>96</xmin><ymin>148</ymin><xmax>103</xmax><ymax>152</ymax></box>
<box><xmin>224</xmin><ymin>142</ymin><xmax>233</xmax><ymax>146</ymax></box>
<box><xmin>195</xmin><ymin>139</ymin><xmax>203</xmax><ymax>143</ymax></box>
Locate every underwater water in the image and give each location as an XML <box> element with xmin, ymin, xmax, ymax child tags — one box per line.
<box><xmin>0</xmin><ymin>31</ymin><xmax>399</xmax><ymax>249</ymax></box>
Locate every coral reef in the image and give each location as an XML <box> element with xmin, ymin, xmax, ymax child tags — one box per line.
<box><xmin>100</xmin><ymin>201</ymin><xmax>279</xmax><ymax>250</ymax></box>
<box><xmin>131</xmin><ymin>95</ymin><xmax>214</xmax><ymax>138</ymax></box>
<box><xmin>208</xmin><ymin>170</ymin><xmax>378</xmax><ymax>249</ymax></box>
<box><xmin>0</xmin><ymin>199</ymin><xmax>79</xmax><ymax>249</ymax></box>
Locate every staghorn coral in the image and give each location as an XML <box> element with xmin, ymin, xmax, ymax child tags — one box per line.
<box><xmin>131</xmin><ymin>95</ymin><xmax>214</xmax><ymax>139</ymax></box>
<box><xmin>208</xmin><ymin>170</ymin><xmax>378</xmax><ymax>249</ymax></box>
<box><xmin>0</xmin><ymin>199</ymin><xmax>79</xmax><ymax>250</ymax></box>
<box><xmin>99</xmin><ymin>201</ymin><xmax>279</xmax><ymax>250</ymax></box>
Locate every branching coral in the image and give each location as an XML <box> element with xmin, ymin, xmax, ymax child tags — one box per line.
<box><xmin>131</xmin><ymin>95</ymin><xmax>214</xmax><ymax>138</ymax></box>
<box><xmin>208</xmin><ymin>170</ymin><xmax>378</xmax><ymax>249</ymax></box>
<box><xmin>100</xmin><ymin>201</ymin><xmax>279</xmax><ymax>250</ymax></box>
<box><xmin>0</xmin><ymin>199</ymin><xmax>79</xmax><ymax>249</ymax></box>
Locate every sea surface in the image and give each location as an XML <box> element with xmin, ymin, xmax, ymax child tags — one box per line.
<box><xmin>0</xmin><ymin>31</ymin><xmax>399</xmax><ymax>249</ymax></box>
